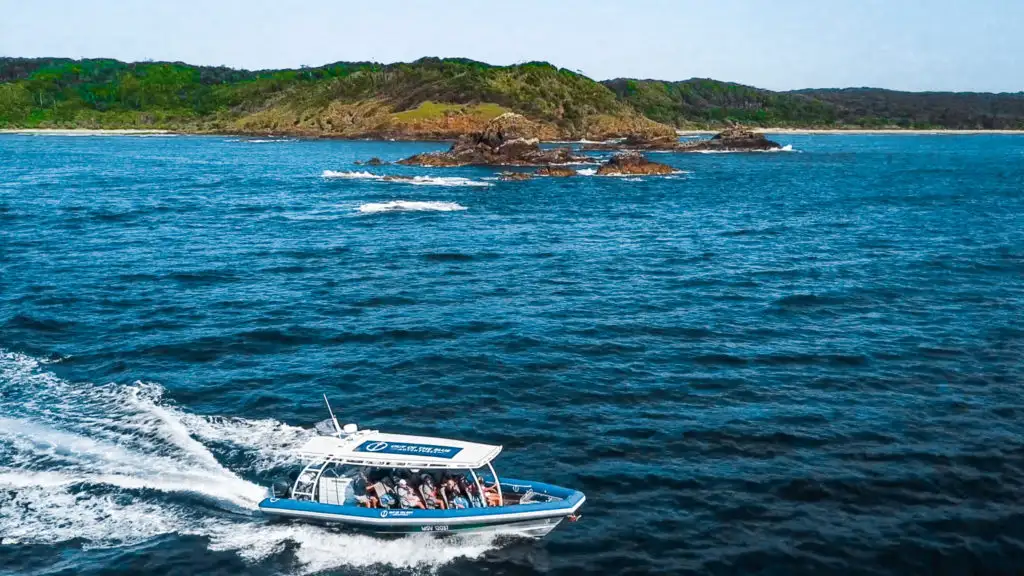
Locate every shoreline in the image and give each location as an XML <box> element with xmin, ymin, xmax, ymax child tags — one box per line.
<box><xmin>3</xmin><ymin>127</ymin><xmax>1024</xmax><ymax>139</ymax></box>
<box><xmin>0</xmin><ymin>128</ymin><xmax>173</xmax><ymax>135</ymax></box>
<box><xmin>679</xmin><ymin>128</ymin><xmax>1024</xmax><ymax>135</ymax></box>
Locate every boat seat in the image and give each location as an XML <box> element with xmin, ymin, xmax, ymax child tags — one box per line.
<box><xmin>370</xmin><ymin>482</ymin><xmax>395</xmax><ymax>508</ymax></box>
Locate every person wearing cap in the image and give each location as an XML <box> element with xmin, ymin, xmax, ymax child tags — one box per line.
<box><xmin>396</xmin><ymin>478</ymin><xmax>426</xmax><ymax>509</ymax></box>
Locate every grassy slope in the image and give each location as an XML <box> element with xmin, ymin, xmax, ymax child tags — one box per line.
<box><xmin>0</xmin><ymin>57</ymin><xmax>669</xmax><ymax>139</ymax></box>
<box><xmin>604</xmin><ymin>78</ymin><xmax>1024</xmax><ymax>129</ymax></box>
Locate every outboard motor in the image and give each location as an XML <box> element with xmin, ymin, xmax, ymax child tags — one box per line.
<box><xmin>271</xmin><ymin>477</ymin><xmax>293</xmax><ymax>499</ymax></box>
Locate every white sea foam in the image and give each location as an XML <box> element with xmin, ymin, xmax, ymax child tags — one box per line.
<box><xmin>403</xmin><ymin>176</ymin><xmax>491</xmax><ymax>187</ymax></box>
<box><xmin>358</xmin><ymin>201</ymin><xmax>467</xmax><ymax>214</ymax></box>
<box><xmin>576</xmin><ymin>168</ymin><xmax>597</xmax><ymax>176</ymax></box>
<box><xmin>0</xmin><ymin>350</ymin><xmax>499</xmax><ymax>572</ymax></box>
<box><xmin>323</xmin><ymin>170</ymin><xmax>491</xmax><ymax>187</ymax></box>
<box><xmin>323</xmin><ymin>170</ymin><xmax>382</xmax><ymax>179</ymax></box>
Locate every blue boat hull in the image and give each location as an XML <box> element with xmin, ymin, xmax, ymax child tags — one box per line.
<box><xmin>258</xmin><ymin>478</ymin><xmax>585</xmax><ymax>536</ymax></box>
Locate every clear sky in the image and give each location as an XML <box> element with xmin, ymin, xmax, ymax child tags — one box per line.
<box><xmin>1</xmin><ymin>0</ymin><xmax>1021</xmax><ymax>92</ymax></box>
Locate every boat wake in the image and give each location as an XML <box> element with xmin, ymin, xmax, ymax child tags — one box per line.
<box><xmin>322</xmin><ymin>170</ymin><xmax>492</xmax><ymax>187</ymax></box>
<box><xmin>0</xmin><ymin>350</ymin><xmax>500</xmax><ymax>573</ymax></box>
<box><xmin>358</xmin><ymin>201</ymin><xmax>467</xmax><ymax>214</ymax></box>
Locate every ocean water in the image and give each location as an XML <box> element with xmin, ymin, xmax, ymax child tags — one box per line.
<box><xmin>1</xmin><ymin>133</ymin><xmax>1022</xmax><ymax>575</ymax></box>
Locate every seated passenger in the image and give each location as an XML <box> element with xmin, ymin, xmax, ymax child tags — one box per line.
<box><xmin>444</xmin><ymin>478</ymin><xmax>470</xmax><ymax>509</ymax></box>
<box><xmin>483</xmin><ymin>482</ymin><xmax>502</xmax><ymax>507</ymax></box>
<box><xmin>396</xmin><ymin>479</ymin><xmax>426</xmax><ymax>509</ymax></box>
<box><xmin>419</xmin><ymin>474</ymin><xmax>444</xmax><ymax>509</ymax></box>
<box><xmin>458</xmin><ymin>476</ymin><xmax>483</xmax><ymax>508</ymax></box>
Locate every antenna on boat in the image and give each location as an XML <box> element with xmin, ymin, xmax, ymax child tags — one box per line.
<box><xmin>323</xmin><ymin>393</ymin><xmax>342</xmax><ymax>435</ymax></box>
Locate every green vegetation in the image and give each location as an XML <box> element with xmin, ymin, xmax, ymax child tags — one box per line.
<box><xmin>604</xmin><ymin>78</ymin><xmax>1024</xmax><ymax>129</ymax></box>
<box><xmin>390</xmin><ymin>101</ymin><xmax>508</xmax><ymax>123</ymax></box>
<box><xmin>2</xmin><ymin>56</ymin><xmax>1023</xmax><ymax>135</ymax></box>
<box><xmin>0</xmin><ymin>57</ymin><xmax>643</xmax><ymax>137</ymax></box>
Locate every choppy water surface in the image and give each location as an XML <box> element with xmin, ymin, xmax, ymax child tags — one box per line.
<box><xmin>1</xmin><ymin>133</ymin><xmax>1023</xmax><ymax>575</ymax></box>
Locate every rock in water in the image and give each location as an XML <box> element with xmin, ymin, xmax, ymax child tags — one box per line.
<box><xmin>478</xmin><ymin>113</ymin><xmax>538</xmax><ymax>148</ymax></box>
<box><xmin>596</xmin><ymin>152</ymin><xmax>676</xmax><ymax>176</ymax></box>
<box><xmin>536</xmin><ymin>166</ymin><xmax>576</xmax><ymax>177</ymax></box>
<box><xmin>499</xmin><ymin>171</ymin><xmax>533</xmax><ymax>181</ymax></box>
<box><xmin>398</xmin><ymin>113</ymin><xmax>588</xmax><ymax>167</ymax></box>
<box><xmin>682</xmin><ymin>125</ymin><xmax>782</xmax><ymax>152</ymax></box>
<box><xmin>365</xmin><ymin>157</ymin><xmax>386</xmax><ymax>166</ymax></box>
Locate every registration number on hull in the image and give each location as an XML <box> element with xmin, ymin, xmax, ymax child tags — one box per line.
<box><xmin>420</xmin><ymin>525</ymin><xmax>450</xmax><ymax>532</ymax></box>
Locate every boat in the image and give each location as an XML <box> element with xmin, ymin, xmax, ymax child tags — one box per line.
<box><xmin>258</xmin><ymin>396</ymin><xmax>586</xmax><ymax>537</ymax></box>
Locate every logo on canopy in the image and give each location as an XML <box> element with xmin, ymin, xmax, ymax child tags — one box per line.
<box><xmin>355</xmin><ymin>440</ymin><xmax>463</xmax><ymax>459</ymax></box>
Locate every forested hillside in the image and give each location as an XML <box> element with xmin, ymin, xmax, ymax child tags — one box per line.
<box><xmin>604</xmin><ymin>78</ymin><xmax>1024</xmax><ymax>129</ymax></box>
<box><xmin>0</xmin><ymin>57</ymin><xmax>666</xmax><ymax>139</ymax></box>
<box><xmin>2</xmin><ymin>57</ymin><xmax>1023</xmax><ymax>134</ymax></box>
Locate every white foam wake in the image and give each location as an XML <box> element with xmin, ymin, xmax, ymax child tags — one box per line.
<box><xmin>322</xmin><ymin>171</ymin><xmax>491</xmax><ymax>187</ymax></box>
<box><xmin>358</xmin><ymin>201</ymin><xmax>467</xmax><ymax>214</ymax></box>
<box><xmin>0</xmin><ymin>350</ymin><xmax>498</xmax><ymax>572</ymax></box>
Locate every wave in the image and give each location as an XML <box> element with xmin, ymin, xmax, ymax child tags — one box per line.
<box><xmin>357</xmin><ymin>201</ymin><xmax>467</xmax><ymax>214</ymax></box>
<box><xmin>322</xmin><ymin>171</ymin><xmax>491</xmax><ymax>187</ymax></box>
<box><xmin>576</xmin><ymin>168</ymin><xmax>597</xmax><ymax>176</ymax></box>
<box><xmin>0</xmin><ymin>350</ymin><xmax>497</xmax><ymax>572</ymax></box>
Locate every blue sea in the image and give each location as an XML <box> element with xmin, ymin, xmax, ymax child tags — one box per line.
<box><xmin>1</xmin><ymin>133</ymin><xmax>1022</xmax><ymax>575</ymax></box>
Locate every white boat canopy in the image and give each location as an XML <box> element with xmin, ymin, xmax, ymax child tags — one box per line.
<box><xmin>296</xmin><ymin>429</ymin><xmax>503</xmax><ymax>470</ymax></box>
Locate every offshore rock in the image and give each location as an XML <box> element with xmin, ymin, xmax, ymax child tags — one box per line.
<box><xmin>582</xmin><ymin>124</ymin><xmax>782</xmax><ymax>153</ymax></box>
<box><xmin>398</xmin><ymin>113</ymin><xmax>589</xmax><ymax>167</ymax></box>
<box><xmin>681</xmin><ymin>125</ymin><xmax>782</xmax><ymax>152</ymax></box>
<box><xmin>499</xmin><ymin>171</ymin><xmax>533</xmax><ymax>181</ymax></box>
<box><xmin>596</xmin><ymin>152</ymin><xmax>676</xmax><ymax>176</ymax></box>
<box><xmin>535</xmin><ymin>166</ymin><xmax>576</xmax><ymax>177</ymax></box>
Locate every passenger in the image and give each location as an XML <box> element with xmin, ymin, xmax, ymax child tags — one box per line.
<box><xmin>419</xmin><ymin>474</ymin><xmax>443</xmax><ymax>509</ymax></box>
<box><xmin>483</xmin><ymin>482</ymin><xmax>502</xmax><ymax>507</ymax></box>
<box><xmin>458</xmin><ymin>475</ymin><xmax>482</xmax><ymax>508</ymax></box>
<box><xmin>396</xmin><ymin>479</ymin><xmax>426</xmax><ymax>509</ymax></box>
<box><xmin>444</xmin><ymin>478</ymin><xmax>469</xmax><ymax>509</ymax></box>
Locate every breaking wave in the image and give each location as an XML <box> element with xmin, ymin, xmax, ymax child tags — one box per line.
<box><xmin>0</xmin><ymin>350</ymin><xmax>498</xmax><ymax>573</ymax></box>
<box><xmin>358</xmin><ymin>201</ymin><xmax>468</xmax><ymax>214</ymax></box>
<box><xmin>322</xmin><ymin>171</ymin><xmax>491</xmax><ymax>187</ymax></box>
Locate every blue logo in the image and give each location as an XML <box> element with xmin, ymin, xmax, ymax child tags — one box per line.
<box><xmin>355</xmin><ymin>440</ymin><xmax>463</xmax><ymax>459</ymax></box>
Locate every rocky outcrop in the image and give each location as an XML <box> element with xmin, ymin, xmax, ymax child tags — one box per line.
<box><xmin>499</xmin><ymin>171</ymin><xmax>533</xmax><ymax>181</ymax></box>
<box><xmin>536</xmin><ymin>166</ymin><xmax>576</xmax><ymax>177</ymax></box>
<box><xmin>397</xmin><ymin>113</ymin><xmax>589</xmax><ymax>167</ymax></box>
<box><xmin>581</xmin><ymin>134</ymin><xmax>680</xmax><ymax>152</ymax></box>
<box><xmin>596</xmin><ymin>152</ymin><xmax>676</xmax><ymax>176</ymax></box>
<box><xmin>680</xmin><ymin>125</ymin><xmax>782</xmax><ymax>152</ymax></box>
<box><xmin>355</xmin><ymin>157</ymin><xmax>387</xmax><ymax>166</ymax></box>
<box><xmin>582</xmin><ymin>124</ymin><xmax>783</xmax><ymax>153</ymax></box>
